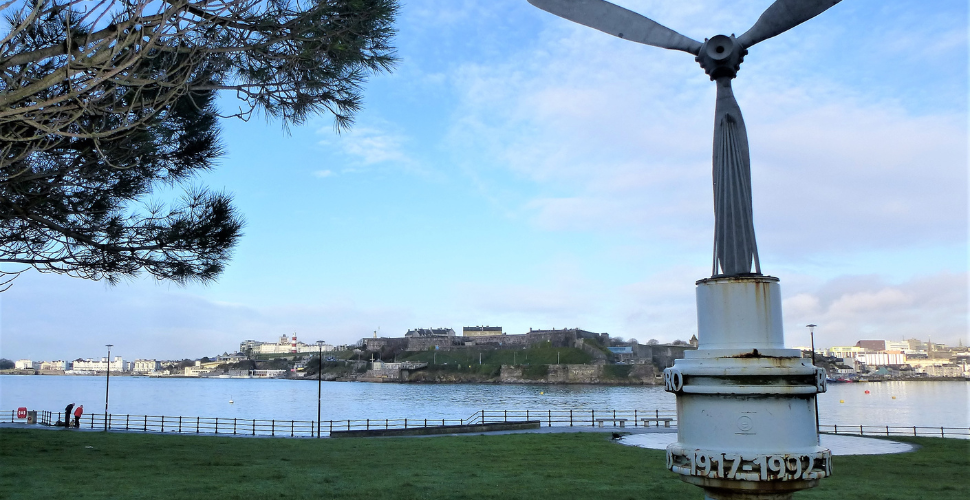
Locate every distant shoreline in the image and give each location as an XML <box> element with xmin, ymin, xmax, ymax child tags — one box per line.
<box><xmin>1</xmin><ymin>370</ymin><xmax>968</xmax><ymax>384</ymax></box>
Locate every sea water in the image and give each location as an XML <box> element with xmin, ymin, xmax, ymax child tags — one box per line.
<box><xmin>1</xmin><ymin>376</ymin><xmax>966</xmax><ymax>428</ymax></box>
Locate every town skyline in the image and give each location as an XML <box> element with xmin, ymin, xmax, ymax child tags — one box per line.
<box><xmin>1</xmin><ymin>0</ymin><xmax>966</xmax><ymax>362</ymax></box>
<box><xmin>6</xmin><ymin>329</ymin><xmax>965</xmax><ymax>368</ymax></box>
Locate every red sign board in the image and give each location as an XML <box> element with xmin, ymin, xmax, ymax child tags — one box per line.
<box><xmin>16</xmin><ymin>407</ymin><xmax>27</xmax><ymax>419</ymax></box>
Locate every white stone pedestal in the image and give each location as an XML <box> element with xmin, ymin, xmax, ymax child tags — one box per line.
<box><xmin>664</xmin><ymin>276</ymin><xmax>830</xmax><ymax>499</ymax></box>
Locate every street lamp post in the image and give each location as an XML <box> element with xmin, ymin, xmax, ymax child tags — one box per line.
<box><xmin>104</xmin><ymin>344</ymin><xmax>112</xmax><ymax>431</ymax></box>
<box><xmin>806</xmin><ymin>324</ymin><xmax>820</xmax><ymax>443</ymax></box>
<box><xmin>316</xmin><ymin>341</ymin><xmax>324</xmax><ymax>438</ymax></box>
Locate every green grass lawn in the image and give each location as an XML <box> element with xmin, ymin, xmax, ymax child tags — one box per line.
<box><xmin>1</xmin><ymin>428</ymin><xmax>967</xmax><ymax>499</ymax></box>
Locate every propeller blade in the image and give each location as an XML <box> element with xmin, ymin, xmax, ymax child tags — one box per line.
<box><xmin>528</xmin><ymin>0</ymin><xmax>702</xmax><ymax>55</ymax></box>
<box><xmin>738</xmin><ymin>0</ymin><xmax>841</xmax><ymax>48</ymax></box>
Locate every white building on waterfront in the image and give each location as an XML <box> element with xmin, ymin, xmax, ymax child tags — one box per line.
<box><xmin>14</xmin><ymin>359</ymin><xmax>39</xmax><ymax>370</ymax></box>
<box><xmin>71</xmin><ymin>356</ymin><xmax>130</xmax><ymax>372</ymax></box>
<box><xmin>240</xmin><ymin>335</ymin><xmax>336</xmax><ymax>355</ymax></box>
<box><xmin>854</xmin><ymin>352</ymin><xmax>906</xmax><ymax>367</ymax></box>
<box><xmin>133</xmin><ymin>359</ymin><xmax>161</xmax><ymax>373</ymax></box>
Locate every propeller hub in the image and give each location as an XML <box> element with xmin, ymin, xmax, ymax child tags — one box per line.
<box><xmin>696</xmin><ymin>34</ymin><xmax>747</xmax><ymax>81</ymax></box>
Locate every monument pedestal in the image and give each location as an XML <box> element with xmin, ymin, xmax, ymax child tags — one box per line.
<box><xmin>664</xmin><ymin>276</ymin><xmax>830</xmax><ymax>499</ymax></box>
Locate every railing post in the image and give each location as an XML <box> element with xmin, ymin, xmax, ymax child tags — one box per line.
<box><xmin>330</xmin><ymin>420</ymin><xmax>333</xmax><ymax>434</ymax></box>
<box><xmin>215</xmin><ymin>418</ymin><xmax>219</xmax><ymax>434</ymax></box>
<box><xmin>196</xmin><ymin>416</ymin><xmax>200</xmax><ymax>434</ymax></box>
<box><xmin>834</xmin><ymin>424</ymin><xmax>838</xmax><ymax>434</ymax></box>
<box><xmin>591</xmin><ymin>409</ymin><xmax>595</xmax><ymax>426</ymax></box>
<box><xmin>570</xmin><ymin>409</ymin><xmax>573</xmax><ymax>427</ymax></box>
<box><xmin>234</xmin><ymin>418</ymin><xmax>237</xmax><ymax>435</ymax></box>
<box><xmin>144</xmin><ymin>415</ymin><xmax>148</xmax><ymax>432</ymax></box>
<box><xmin>253</xmin><ymin>419</ymin><xmax>256</xmax><ymax>436</ymax></box>
<box><xmin>272</xmin><ymin>420</ymin><xmax>275</xmax><ymax>437</ymax></box>
<box><xmin>941</xmin><ymin>427</ymin><xmax>944</xmax><ymax>438</ymax></box>
<box><xmin>367</xmin><ymin>419</ymin><xmax>370</xmax><ymax>430</ymax></box>
<box><xmin>386</xmin><ymin>419</ymin><xmax>389</xmax><ymax>430</ymax></box>
<box><xmin>527</xmin><ymin>410</ymin><xmax>530</xmax><ymax>422</ymax></box>
<box><xmin>405</xmin><ymin>418</ymin><xmax>408</xmax><ymax>429</ymax></box>
<box><xmin>886</xmin><ymin>426</ymin><xmax>889</xmax><ymax>436</ymax></box>
<box><xmin>913</xmin><ymin>426</ymin><xmax>916</xmax><ymax>437</ymax></box>
<box><xmin>548</xmin><ymin>410</ymin><xmax>551</xmax><ymax>427</ymax></box>
<box><xmin>504</xmin><ymin>410</ymin><xmax>508</xmax><ymax>422</ymax></box>
<box><xmin>161</xmin><ymin>416</ymin><xmax>165</xmax><ymax>433</ymax></box>
<box><xmin>126</xmin><ymin>414</ymin><xmax>130</xmax><ymax>431</ymax></box>
<box><xmin>859</xmin><ymin>425</ymin><xmax>864</xmax><ymax>436</ymax></box>
<box><xmin>179</xmin><ymin>416</ymin><xmax>182</xmax><ymax>433</ymax></box>
<box><xmin>291</xmin><ymin>420</ymin><xmax>294</xmax><ymax>437</ymax></box>
<box><xmin>634</xmin><ymin>409</ymin><xmax>638</xmax><ymax>427</ymax></box>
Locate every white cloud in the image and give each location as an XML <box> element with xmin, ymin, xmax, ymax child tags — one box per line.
<box><xmin>315</xmin><ymin>122</ymin><xmax>425</xmax><ymax>176</ymax></box>
<box><xmin>313</xmin><ymin>169</ymin><xmax>334</xmax><ymax>178</ymax></box>
<box><xmin>444</xmin><ymin>1</ymin><xmax>967</xmax><ymax>259</ymax></box>
<box><xmin>781</xmin><ymin>272</ymin><xmax>968</xmax><ymax>348</ymax></box>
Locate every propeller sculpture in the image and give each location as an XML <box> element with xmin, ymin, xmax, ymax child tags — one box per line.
<box><xmin>528</xmin><ymin>0</ymin><xmax>841</xmax><ymax>277</ymax></box>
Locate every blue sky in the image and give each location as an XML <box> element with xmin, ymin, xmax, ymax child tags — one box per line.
<box><xmin>2</xmin><ymin>0</ymin><xmax>967</xmax><ymax>361</ymax></box>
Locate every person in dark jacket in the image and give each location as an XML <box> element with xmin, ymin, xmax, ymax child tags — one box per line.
<box><xmin>73</xmin><ymin>405</ymin><xmax>84</xmax><ymax>428</ymax></box>
<box><xmin>64</xmin><ymin>403</ymin><xmax>75</xmax><ymax>428</ymax></box>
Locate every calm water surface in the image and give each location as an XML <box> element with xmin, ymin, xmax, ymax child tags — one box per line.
<box><xmin>1</xmin><ymin>376</ymin><xmax>966</xmax><ymax>427</ymax></box>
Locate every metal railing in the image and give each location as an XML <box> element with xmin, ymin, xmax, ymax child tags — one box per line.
<box><xmin>5</xmin><ymin>409</ymin><xmax>966</xmax><ymax>439</ymax></box>
<box><xmin>820</xmin><ymin>423</ymin><xmax>970</xmax><ymax>439</ymax></box>
<box><xmin>3</xmin><ymin>408</ymin><xmax>675</xmax><ymax>437</ymax></box>
<box><xmin>465</xmin><ymin>409</ymin><xmax>676</xmax><ymax>428</ymax></box>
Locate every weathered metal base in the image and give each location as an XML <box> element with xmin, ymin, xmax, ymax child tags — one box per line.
<box><xmin>665</xmin><ymin>276</ymin><xmax>830</xmax><ymax>498</ymax></box>
<box><xmin>689</xmin><ymin>475</ymin><xmax>818</xmax><ymax>499</ymax></box>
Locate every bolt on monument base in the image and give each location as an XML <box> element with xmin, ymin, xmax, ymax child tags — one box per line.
<box><xmin>664</xmin><ymin>276</ymin><xmax>831</xmax><ymax>499</ymax></box>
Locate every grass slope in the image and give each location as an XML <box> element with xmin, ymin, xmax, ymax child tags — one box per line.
<box><xmin>1</xmin><ymin>429</ymin><xmax>967</xmax><ymax>500</ymax></box>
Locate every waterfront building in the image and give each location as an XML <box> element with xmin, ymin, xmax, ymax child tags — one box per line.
<box><xmin>71</xmin><ymin>356</ymin><xmax>129</xmax><ymax>372</ymax></box>
<box><xmin>241</xmin><ymin>335</ymin><xmax>336</xmax><ymax>355</ymax></box>
<box><xmin>405</xmin><ymin>328</ymin><xmax>456</xmax><ymax>338</ymax></box>
<box><xmin>14</xmin><ymin>359</ymin><xmax>39</xmax><ymax>370</ymax></box>
<box><xmin>607</xmin><ymin>347</ymin><xmax>635</xmax><ymax>363</ymax></box>
<box><xmin>132</xmin><ymin>359</ymin><xmax>161</xmax><ymax>373</ymax></box>
<box><xmin>854</xmin><ymin>352</ymin><xmax>906</xmax><ymax>367</ymax></box>
<box><xmin>462</xmin><ymin>326</ymin><xmax>503</xmax><ymax>337</ymax></box>
<box><xmin>183</xmin><ymin>365</ymin><xmax>212</xmax><ymax>377</ymax></box>
<box><xmin>827</xmin><ymin>346</ymin><xmax>865</xmax><ymax>359</ymax></box>
<box><xmin>39</xmin><ymin>360</ymin><xmax>69</xmax><ymax>371</ymax></box>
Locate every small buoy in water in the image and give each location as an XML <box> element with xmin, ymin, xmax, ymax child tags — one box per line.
<box><xmin>864</xmin><ymin>390</ymin><xmax>870</xmax><ymax>394</ymax></box>
<box><xmin>839</xmin><ymin>399</ymin><xmax>844</xmax><ymax>403</ymax></box>
<box><xmin>229</xmin><ymin>396</ymin><xmax>234</xmax><ymax>404</ymax></box>
<box><xmin>892</xmin><ymin>396</ymin><xmax>896</xmax><ymax>399</ymax></box>
<box><xmin>539</xmin><ymin>391</ymin><xmax>544</xmax><ymax>395</ymax></box>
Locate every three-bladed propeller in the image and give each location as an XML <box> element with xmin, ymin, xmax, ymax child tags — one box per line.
<box><xmin>528</xmin><ymin>0</ymin><xmax>841</xmax><ymax>277</ymax></box>
<box><xmin>529</xmin><ymin>0</ymin><xmax>841</xmax><ymax>52</ymax></box>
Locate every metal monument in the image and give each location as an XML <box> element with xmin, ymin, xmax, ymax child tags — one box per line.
<box><xmin>527</xmin><ymin>1</ymin><xmax>838</xmax><ymax>499</ymax></box>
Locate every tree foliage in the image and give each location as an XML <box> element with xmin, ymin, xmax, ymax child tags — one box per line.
<box><xmin>0</xmin><ymin>0</ymin><xmax>397</xmax><ymax>285</ymax></box>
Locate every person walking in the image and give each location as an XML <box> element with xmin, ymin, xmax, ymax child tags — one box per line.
<box><xmin>64</xmin><ymin>403</ymin><xmax>75</xmax><ymax>428</ymax></box>
<box><xmin>73</xmin><ymin>405</ymin><xmax>84</xmax><ymax>428</ymax></box>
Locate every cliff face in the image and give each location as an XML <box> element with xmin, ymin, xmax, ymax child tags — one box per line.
<box><xmin>394</xmin><ymin>364</ymin><xmax>661</xmax><ymax>385</ymax></box>
<box><xmin>500</xmin><ymin>364</ymin><xmax>660</xmax><ymax>385</ymax></box>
